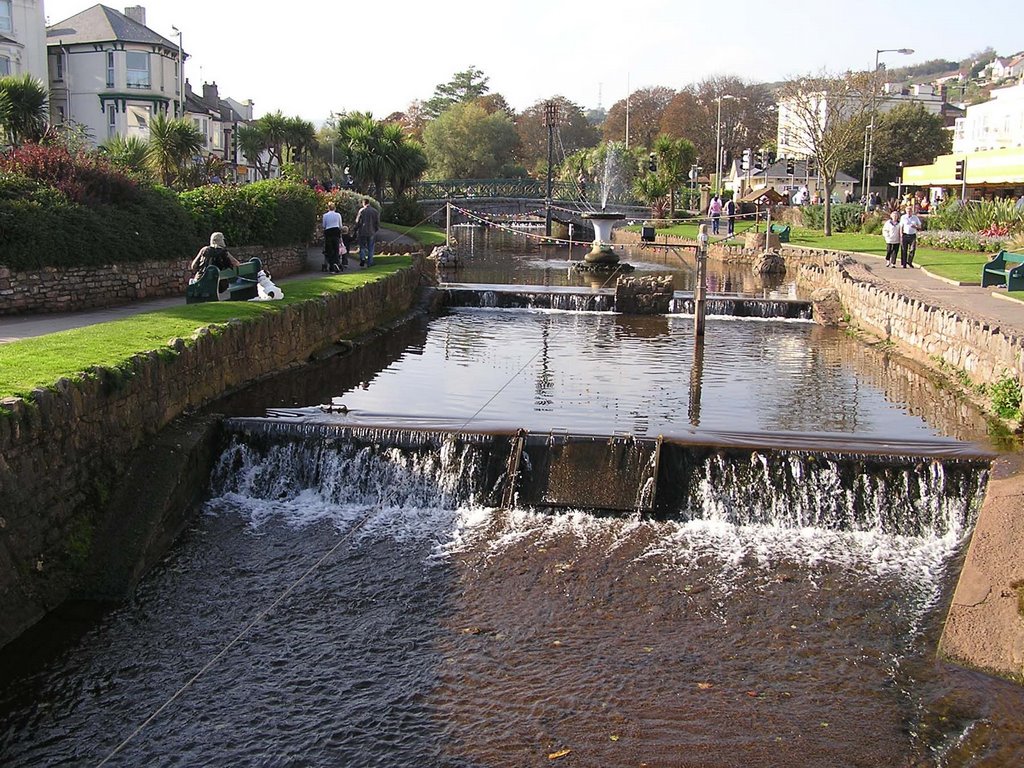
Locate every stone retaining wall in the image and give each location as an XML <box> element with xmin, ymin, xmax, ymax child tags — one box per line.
<box><xmin>798</xmin><ymin>263</ymin><xmax>1024</xmax><ymax>387</ymax></box>
<box><xmin>0</xmin><ymin>257</ymin><xmax>425</xmax><ymax>648</ymax></box>
<box><xmin>0</xmin><ymin>245</ymin><xmax>308</xmax><ymax>316</ymax></box>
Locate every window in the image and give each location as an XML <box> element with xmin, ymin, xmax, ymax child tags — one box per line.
<box><xmin>107</xmin><ymin>107</ymin><xmax>117</xmax><ymax>139</ymax></box>
<box><xmin>0</xmin><ymin>56</ymin><xmax>9</xmax><ymax>77</ymax></box>
<box><xmin>57</xmin><ymin>106</ymin><xmax>65</xmax><ymax>123</ymax></box>
<box><xmin>55</xmin><ymin>52</ymin><xmax>63</xmax><ymax>81</ymax></box>
<box><xmin>0</xmin><ymin>1</ymin><xmax>11</xmax><ymax>34</ymax></box>
<box><xmin>106</xmin><ymin>50</ymin><xmax>115</xmax><ymax>88</ymax></box>
<box><xmin>126</xmin><ymin>104</ymin><xmax>151</xmax><ymax>139</ymax></box>
<box><xmin>125</xmin><ymin>51</ymin><xmax>149</xmax><ymax>89</ymax></box>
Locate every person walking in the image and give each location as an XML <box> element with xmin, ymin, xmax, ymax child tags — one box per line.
<box><xmin>322</xmin><ymin>201</ymin><xmax>344</xmax><ymax>272</ymax></box>
<box><xmin>882</xmin><ymin>210</ymin><xmax>901</xmax><ymax>268</ymax></box>
<box><xmin>898</xmin><ymin>205</ymin><xmax>923</xmax><ymax>268</ymax></box>
<box><xmin>709</xmin><ymin>195</ymin><xmax>723</xmax><ymax>235</ymax></box>
<box><xmin>354</xmin><ymin>198</ymin><xmax>381</xmax><ymax>267</ymax></box>
<box><xmin>723</xmin><ymin>197</ymin><xmax>737</xmax><ymax>235</ymax></box>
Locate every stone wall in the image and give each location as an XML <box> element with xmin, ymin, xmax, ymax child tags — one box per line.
<box><xmin>0</xmin><ymin>257</ymin><xmax>425</xmax><ymax>648</ymax></box>
<box><xmin>0</xmin><ymin>245</ymin><xmax>308</xmax><ymax>316</ymax></box>
<box><xmin>798</xmin><ymin>264</ymin><xmax>1024</xmax><ymax>387</ymax></box>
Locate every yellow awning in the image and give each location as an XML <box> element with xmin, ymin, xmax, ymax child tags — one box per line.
<box><xmin>903</xmin><ymin>147</ymin><xmax>1024</xmax><ymax>186</ymax></box>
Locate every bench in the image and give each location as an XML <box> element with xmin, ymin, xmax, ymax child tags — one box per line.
<box><xmin>981</xmin><ymin>250</ymin><xmax>1024</xmax><ymax>291</ymax></box>
<box><xmin>186</xmin><ymin>257</ymin><xmax>263</xmax><ymax>303</ymax></box>
<box><xmin>770</xmin><ymin>223</ymin><xmax>791</xmax><ymax>243</ymax></box>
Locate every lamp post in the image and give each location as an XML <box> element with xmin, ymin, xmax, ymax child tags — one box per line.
<box><xmin>172</xmin><ymin>25</ymin><xmax>184</xmax><ymax>117</ymax></box>
<box><xmin>714</xmin><ymin>94</ymin><xmax>736</xmax><ymax>195</ymax></box>
<box><xmin>863</xmin><ymin>47</ymin><xmax>913</xmax><ymax>208</ymax></box>
<box><xmin>544</xmin><ymin>100</ymin><xmax>558</xmax><ymax>237</ymax></box>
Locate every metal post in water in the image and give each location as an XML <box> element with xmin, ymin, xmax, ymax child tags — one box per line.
<box><xmin>688</xmin><ymin>334</ymin><xmax>706</xmax><ymax>426</ymax></box>
<box><xmin>695</xmin><ymin>223</ymin><xmax>709</xmax><ymax>337</ymax></box>
<box><xmin>545</xmin><ymin>101</ymin><xmax>557</xmax><ymax>239</ymax></box>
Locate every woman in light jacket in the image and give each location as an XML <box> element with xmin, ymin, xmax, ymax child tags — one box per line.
<box><xmin>882</xmin><ymin>210</ymin><xmax>901</xmax><ymax>268</ymax></box>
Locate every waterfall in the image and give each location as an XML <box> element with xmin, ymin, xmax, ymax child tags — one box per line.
<box><xmin>212</xmin><ymin>421</ymin><xmax>989</xmax><ymax>540</ymax></box>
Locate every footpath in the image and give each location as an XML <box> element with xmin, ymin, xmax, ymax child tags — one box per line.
<box><xmin>0</xmin><ymin>230</ymin><xmax>419</xmax><ymax>344</ymax></box>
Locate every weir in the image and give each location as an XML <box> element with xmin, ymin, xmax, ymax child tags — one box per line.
<box><xmin>438</xmin><ymin>282</ymin><xmax>812</xmax><ymax>318</ymax></box>
<box><xmin>220</xmin><ymin>418</ymin><xmax>990</xmax><ymax>534</ymax></box>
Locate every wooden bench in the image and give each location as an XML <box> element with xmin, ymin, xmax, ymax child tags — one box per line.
<box><xmin>981</xmin><ymin>250</ymin><xmax>1024</xmax><ymax>291</ymax></box>
<box><xmin>186</xmin><ymin>257</ymin><xmax>263</xmax><ymax>303</ymax></box>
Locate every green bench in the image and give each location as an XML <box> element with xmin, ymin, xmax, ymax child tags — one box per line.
<box><xmin>186</xmin><ymin>258</ymin><xmax>263</xmax><ymax>303</ymax></box>
<box><xmin>981</xmin><ymin>250</ymin><xmax>1024</xmax><ymax>291</ymax></box>
<box><xmin>770</xmin><ymin>223</ymin><xmax>791</xmax><ymax>243</ymax></box>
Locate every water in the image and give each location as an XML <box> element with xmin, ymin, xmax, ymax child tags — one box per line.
<box><xmin>442</xmin><ymin>228</ymin><xmax>797</xmax><ymax>297</ymax></box>
<box><xmin>2</xmin><ymin>440</ymin><xmax>1020</xmax><ymax>766</ymax></box>
<box><xmin>2</xmin><ymin>230</ymin><xmax>1022</xmax><ymax>765</ymax></box>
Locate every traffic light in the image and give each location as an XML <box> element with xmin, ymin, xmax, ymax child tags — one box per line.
<box><xmin>648</xmin><ymin>152</ymin><xmax>657</xmax><ymax>173</ymax></box>
<box><xmin>766</xmin><ymin>151</ymin><xmax>777</xmax><ymax>166</ymax></box>
<box><xmin>741</xmin><ymin>149</ymin><xmax>751</xmax><ymax>171</ymax></box>
<box><xmin>786</xmin><ymin>158</ymin><xmax>795</xmax><ymax>175</ymax></box>
<box><xmin>955</xmin><ymin>158</ymin><xmax>965</xmax><ymax>182</ymax></box>
<box><xmin>807</xmin><ymin>156</ymin><xmax>817</xmax><ymax>176</ymax></box>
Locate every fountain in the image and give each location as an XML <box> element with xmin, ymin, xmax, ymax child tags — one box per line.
<box><xmin>575</xmin><ymin>144</ymin><xmax>634</xmax><ymax>272</ymax></box>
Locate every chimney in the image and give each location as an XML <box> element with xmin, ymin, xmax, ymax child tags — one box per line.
<box><xmin>202</xmin><ymin>81</ymin><xmax>219</xmax><ymax>104</ymax></box>
<box><xmin>123</xmin><ymin>6</ymin><xmax>146</xmax><ymax>25</ymax></box>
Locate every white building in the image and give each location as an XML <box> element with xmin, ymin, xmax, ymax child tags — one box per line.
<box><xmin>184</xmin><ymin>79</ymin><xmax>261</xmax><ymax>183</ymax></box>
<box><xmin>1</xmin><ymin>0</ymin><xmax>47</xmax><ymax>81</ymax></box>
<box><xmin>726</xmin><ymin>159</ymin><xmax>856</xmax><ymax>204</ymax></box>
<box><xmin>777</xmin><ymin>83</ymin><xmax>944</xmax><ymax>159</ymax></box>
<box><xmin>952</xmin><ymin>82</ymin><xmax>1024</xmax><ymax>153</ymax></box>
<box><xmin>45</xmin><ymin>5</ymin><xmax>182</xmax><ymax>145</ymax></box>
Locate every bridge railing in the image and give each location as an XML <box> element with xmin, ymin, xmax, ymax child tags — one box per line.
<box><xmin>381</xmin><ymin>178</ymin><xmax>643</xmax><ymax>207</ymax></box>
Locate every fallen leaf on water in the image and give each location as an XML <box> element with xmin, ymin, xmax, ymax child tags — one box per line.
<box><xmin>820</xmin><ymin>722</ymin><xmax>829</xmax><ymax>727</ymax></box>
<box><xmin>548</xmin><ymin>748</ymin><xmax>572</xmax><ymax>759</ymax></box>
<box><xmin>697</xmin><ymin>682</ymin><xmax>714</xmax><ymax>690</ymax></box>
<box><xmin>610</xmin><ymin>734</ymin><xmax>620</xmax><ymax>741</ymax></box>
<box><xmin>746</xmin><ymin>691</ymin><xmax>759</xmax><ymax>697</ymax></box>
<box><xmin>552</xmin><ymin>640</ymin><xmax>563</xmax><ymax>647</ymax></box>
<box><xmin>461</xmin><ymin>627</ymin><xmax>481</xmax><ymax>635</ymax></box>
<box><xmin>643</xmin><ymin>647</ymin><xmax>653</xmax><ymax>653</ymax></box>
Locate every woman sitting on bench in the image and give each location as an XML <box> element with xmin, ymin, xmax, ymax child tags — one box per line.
<box><xmin>190</xmin><ymin>232</ymin><xmax>241</xmax><ymax>292</ymax></box>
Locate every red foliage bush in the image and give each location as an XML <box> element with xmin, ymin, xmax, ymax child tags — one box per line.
<box><xmin>0</xmin><ymin>143</ymin><xmax>139</xmax><ymax>206</ymax></box>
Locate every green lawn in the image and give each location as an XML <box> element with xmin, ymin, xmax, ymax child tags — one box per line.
<box><xmin>638</xmin><ymin>222</ymin><xmax>992</xmax><ymax>285</ymax></box>
<box><xmin>382</xmin><ymin>223</ymin><xmax>447</xmax><ymax>247</ymax></box>
<box><xmin>0</xmin><ymin>255</ymin><xmax>411</xmax><ymax>402</ymax></box>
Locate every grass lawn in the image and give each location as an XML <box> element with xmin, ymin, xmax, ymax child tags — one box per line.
<box><xmin>382</xmin><ymin>223</ymin><xmax>446</xmax><ymax>247</ymax></box>
<box><xmin>0</xmin><ymin>255</ymin><xmax>411</xmax><ymax>402</ymax></box>
<box><xmin>638</xmin><ymin>221</ymin><xmax>992</xmax><ymax>285</ymax></box>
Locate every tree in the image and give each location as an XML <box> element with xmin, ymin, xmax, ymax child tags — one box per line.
<box><xmin>422</xmin><ymin>101</ymin><xmax>518</xmax><ymax>179</ymax></box>
<box><xmin>659</xmin><ymin>77</ymin><xmax>775</xmax><ymax>176</ymax></box>
<box><xmin>601</xmin><ymin>86</ymin><xmax>675</xmax><ymax>149</ymax></box>
<box><xmin>99</xmin><ymin>134</ymin><xmax>152</xmax><ymax>177</ymax></box>
<box><xmin>778</xmin><ymin>70</ymin><xmax>872</xmax><ymax>235</ymax></box>
<box><xmin>282</xmin><ymin>116</ymin><xmax>317</xmax><ymax>176</ymax></box>
<box><xmin>651</xmin><ymin>134</ymin><xmax>697</xmax><ymax>215</ymax></box>
<box><xmin>237</xmin><ymin>123</ymin><xmax>273</xmax><ymax>179</ymax></box>
<box><xmin>424</xmin><ymin>66</ymin><xmax>491</xmax><ymax>118</ymax></box>
<box><xmin>339</xmin><ymin>114</ymin><xmax>427</xmax><ymax>198</ymax></box>
<box><xmin>236</xmin><ymin>112</ymin><xmax>292</xmax><ymax>179</ymax></box>
<box><xmin>0</xmin><ymin>74</ymin><xmax>48</xmax><ymax>147</ymax></box>
<box><xmin>514</xmin><ymin>96</ymin><xmax>600</xmax><ymax>175</ymax></box>
<box><xmin>859</xmin><ymin>103</ymin><xmax>952</xmax><ymax>187</ymax></box>
<box><xmin>146</xmin><ymin>112</ymin><xmax>203</xmax><ymax>188</ymax></box>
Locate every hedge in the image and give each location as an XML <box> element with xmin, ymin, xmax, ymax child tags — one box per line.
<box><xmin>0</xmin><ymin>173</ymin><xmax>319</xmax><ymax>271</ymax></box>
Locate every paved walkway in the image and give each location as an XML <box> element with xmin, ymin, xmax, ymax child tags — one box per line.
<box><xmin>1</xmin><ymin>238</ymin><xmax>1020</xmax><ymax>343</ymax></box>
<box><xmin>0</xmin><ymin>230</ymin><xmax>419</xmax><ymax>344</ymax></box>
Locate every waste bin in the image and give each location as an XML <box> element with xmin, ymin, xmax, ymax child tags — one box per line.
<box><xmin>770</xmin><ymin>224</ymin><xmax>791</xmax><ymax>243</ymax></box>
<box><xmin>641</xmin><ymin>225</ymin><xmax>656</xmax><ymax>242</ymax></box>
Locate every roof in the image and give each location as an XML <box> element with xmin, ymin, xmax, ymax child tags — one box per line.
<box><xmin>742</xmin><ymin>160</ymin><xmax>857</xmax><ymax>184</ymax></box>
<box><xmin>46</xmin><ymin>4</ymin><xmax>179</xmax><ymax>51</ymax></box>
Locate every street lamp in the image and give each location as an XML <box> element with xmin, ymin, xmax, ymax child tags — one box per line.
<box><xmin>863</xmin><ymin>47</ymin><xmax>913</xmax><ymax>208</ymax></box>
<box><xmin>714</xmin><ymin>94</ymin><xmax>736</xmax><ymax>195</ymax></box>
<box><xmin>171</xmin><ymin>25</ymin><xmax>184</xmax><ymax>117</ymax></box>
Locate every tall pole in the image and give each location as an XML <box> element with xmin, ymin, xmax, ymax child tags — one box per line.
<box><xmin>446</xmin><ymin>200</ymin><xmax>452</xmax><ymax>247</ymax></box>
<box><xmin>173</xmin><ymin>26</ymin><xmax>184</xmax><ymax>117</ymax></box>
<box><xmin>714</xmin><ymin>96</ymin><xmax>723</xmax><ymax>196</ymax></box>
<box><xmin>544</xmin><ymin>100</ymin><xmax>556</xmax><ymax>238</ymax></box>
<box><xmin>695</xmin><ymin>224</ymin><xmax>709</xmax><ymax>337</ymax></box>
<box><xmin>865</xmin><ymin>47</ymin><xmax>913</xmax><ymax>209</ymax></box>
<box><xmin>624</xmin><ymin>72</ymin><xmax>630</xmax><ymax>149</ymax></box>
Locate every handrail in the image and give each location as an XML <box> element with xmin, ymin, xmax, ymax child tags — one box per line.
<box><xmin>380</xmin><ymin>178</ymin><xmax>643</xmax><ymax>206</ymax></box>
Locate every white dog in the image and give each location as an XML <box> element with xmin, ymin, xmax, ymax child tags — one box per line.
<box><xmin>250</xmin><ymin>270</ymin><xmax>284</xmax><ymax>301</ymax></box>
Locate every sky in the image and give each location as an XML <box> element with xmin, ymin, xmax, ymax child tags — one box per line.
<box><xmin>43</xmin><ymin>0</ymin><xmax>1023</xmax><ymax>125</ymax></box>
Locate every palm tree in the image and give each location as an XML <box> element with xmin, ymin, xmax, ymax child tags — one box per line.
<box><xmin>652</xmin><ymin>135</ymin><xmax>697</xmax><ymax>216</ymax></box>
<box><xmin>282</xmin><ymin>116</ymin><xmax>317</xmax><ymax>176</ymax></box>
<box><xmin>388</xmin><ymin>139</ymin><xmax>428</xmax><ymax>198</ymax></box>
<box><xmin>99</xmin><ymin>135</ymin><xmax>152</xmax><ymax>177</ymax></box>
<box><xmin>0</xmin><ymin>74</ymin><xmax>48</xmax><ymax>147</ymax></box>
<box><xmin>146</xmin><ymin>112</ymin><xmax>203</xmax><ymax>187</ymax></box>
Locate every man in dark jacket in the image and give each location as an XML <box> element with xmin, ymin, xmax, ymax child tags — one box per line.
<box><xmin>354</xmin><ymin>199</ymin><xmax>381</xmax><ymax>267</ymax></box>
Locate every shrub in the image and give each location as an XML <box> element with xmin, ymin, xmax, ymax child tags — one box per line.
<box><xmin>314</xmin><ymin>188</ymin><xmax>366</xmax><ymax>226</ymax></box>
<box><xmin>917</xmin><ymin>229</ymin><xmax>1006</xmax><ymax>253</ymax></box>
<box><xmin>930</xmin><ymin>198</ymin><xmax>1024</xmax><ymax>234</ymax></box>
<box><xmin>0</xmin><ymin>172</ymin><xmax>197</xmax><ymax>270</ymax></box>
<box><xmin>0</xmin><ymin>143</ymin><xmax>140</xmax><ymax>206</ymax></box>
<box><xmin>989</xmin><ymin>372</ymin><xmax>1022</xmax><ymax>422</ymax></box>
<box><xmin>382</xmin><ymin>194</ymin><xmax>424</xmax><ymax>226</ymax></box>
<box><xmin>800</xmin><ymin>203</ymin><xmax>864</xmax><ymax>232</ymax></box>
<box><xmin>179</xmin><ymin>179</ymin><xmax>318</xmax><ymax>247</ymax></box>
